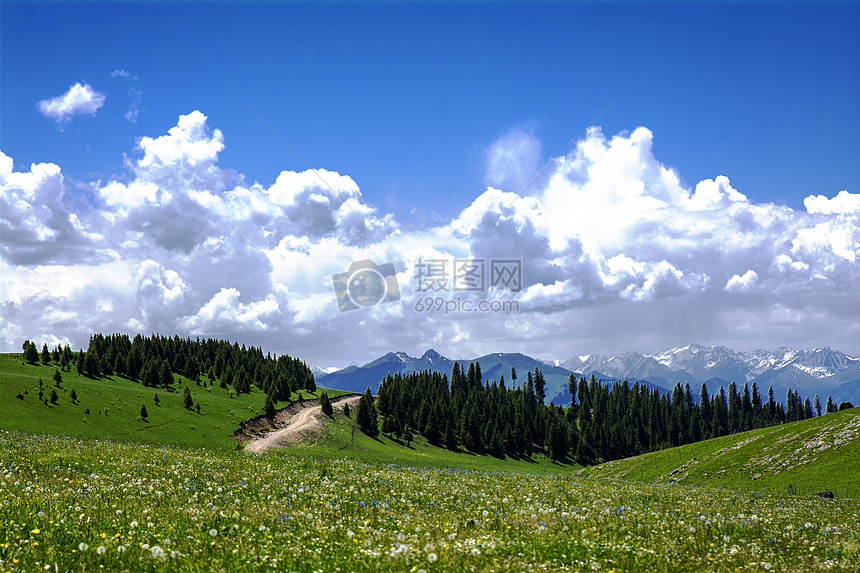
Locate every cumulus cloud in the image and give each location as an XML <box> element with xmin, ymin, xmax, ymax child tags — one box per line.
<box><xmin>1</xmin><ymin>113</ymin><xmax>858</xmax><ymax>364</ymax></box>
<box><xmin>37</xmin><ymin>82</ymin><xmax>105</xmax><ymax>123</ymax></box>
<box><xmin>724</xmin><ymin>270</ymin><xmax>759</xmax><ymax>293</ymax></box>
<box><xmin>0</xmin><ymin>152</ymin><xmax>93</xmax><ymax>265</ymax></box>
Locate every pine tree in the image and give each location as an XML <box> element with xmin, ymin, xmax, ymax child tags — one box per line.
<box><xmin>53</xmin><ymin>368</ymin><xmax>63</xmax><ymax>387</ymax></box>
<box><xmin>23</xmin><ymin>340</ymin><xmax>39</xmax><ymax>364</ymax></box>
<box><xmin>319</xmin><ymin>391</ymin><xmax>333</xmax><ymax>416</ymax></box>
<box><xmin>70</xmin><ymin>388</ymin><xmax>77</xmax><ymax>403</ymax></box>
<box><xmin>183</xmin><ymin>386</ymin><xmax>193</xmax><ymax>410</ymax></box>
<box><xmin>140</xmin><ymin>404</ymin><xmax>149</xmax><ymax>420</ymax></box>
<box><xmin>154</xmin><ymin>392</ymin><xmax>160</xmax><ymax>406</ymax></box>
<box><xmin>49</xmin><ymin>388</ymin><xmax>58</xmax><ymax>404</ymax></box>
<box><xmin>343</xmin><ymin>402</ymin><xmax>351</xmax><ymax>418</ymax></box>
<box><xmin>814</xmin><ymin>395</ymin><xmax>822</xmax><ymax>417</ymax></box>
<box><xmin>160</xmin><ymin>359</ymin><xmax>173</xmax><ymax>388</ymax></box>
<box><xmin>356</xmin><ymin>388</ymin><xmax>379</xmax><ymax>436</ymax></box>
<box><xmin>41</xmin><ymin>343</ymin><xmax>51</xmax><ymax>365</ymax></box>
<box><xmin>826</xmin><ymin>396</ymin><xmax>837</xmax><ymax>414</ymax></box>
<box><xmin>264</xmin><ymin>394</ymin><xmax>276</xmax><ymax>418</ymax></box>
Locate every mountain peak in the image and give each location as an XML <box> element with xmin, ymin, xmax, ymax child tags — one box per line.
<box><xmin>421</xmin><ymin>349</ymin><xmax>448</xmax><ymax>362</ymax></box>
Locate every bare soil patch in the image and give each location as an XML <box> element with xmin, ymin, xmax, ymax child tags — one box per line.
<box><xmin>239</xmin><ymin>394</ymin><xmax>361</xmax><ymax>453</ymax></box>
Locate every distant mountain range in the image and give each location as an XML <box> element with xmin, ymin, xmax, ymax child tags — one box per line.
<box><xmin>314</xmin><ymin>344</ymin><xmax>860</xmax><ymax>407</ymax></box>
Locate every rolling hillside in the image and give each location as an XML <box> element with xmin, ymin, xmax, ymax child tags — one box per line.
<box><xmin>0</xmin><ymin>353</ymin><xmax>345</xmax><ymax>449</ymax></box>
<box><xmin>579</xmin><ymin>406</ymin><xmax>860</xmax><ymax>497</ymax></box>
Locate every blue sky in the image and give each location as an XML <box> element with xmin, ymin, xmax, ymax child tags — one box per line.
<box><xmin>2</xmin><ymin>2</ymin><xmax>859</xmax><ymax>366</ymax></box>
<box><xmin>5</xmin><ymin>2</ymin><xmax>858</xmax><ymax>218</ymax></box>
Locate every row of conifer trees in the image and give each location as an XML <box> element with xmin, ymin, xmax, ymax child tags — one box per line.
<box><xmin>362</xmin><ymin>361</ymin><xmax>836</xmax><ymax>463</ymax></box>
<box><xmin>21</xmin><ymin>334</ymin><xmax>316</xmax><ymax>399</ymax></box>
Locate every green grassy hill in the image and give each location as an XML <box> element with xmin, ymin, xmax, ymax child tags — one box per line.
<box><xmin>580</xmin><ymin>406</ymin><xmax>860</xmax><ymax>497</ymax></box>
<box><xmin>0</xmin><ymin>353</ymin><xmax>346</xmax><ymax>449</ymax></box>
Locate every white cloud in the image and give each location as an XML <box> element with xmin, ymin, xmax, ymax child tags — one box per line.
<box><xmin>724</xmin><ymin>270</ymin><xmax>759</xmax><ymax>293</ymax></box>
<box><xmin>178</xmin><ymin>288</ymin><xmax>280</xmax><ymax>333</ymax></box>
<box><xmin>804</xmin><ymin>190</ymin><xmax>860</xmax><ymax>215</ymax></box>
<box><xmin>484</xmin><ymin>128</ymin><xmax>542</xmax><ymax>192</ymax></box>
<box><xmin>111</xmin><ymin>70</ymin><xmax>142</xmax><ymax>122</ymax></box>
<box><xmin>37</xmin><ymin>82</ymin><xmax>105</xmax><ymax>122</ymax></box>
<box><xmin>1</xmin><ymin>114</ymin><xmax>858</xmax><ymax>363</ymax></box>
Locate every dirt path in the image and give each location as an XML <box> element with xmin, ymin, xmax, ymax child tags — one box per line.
<box><xmin>244</xmin><ymin>394</ymin><xmax>362</xmax><ymax>454</ymax></box>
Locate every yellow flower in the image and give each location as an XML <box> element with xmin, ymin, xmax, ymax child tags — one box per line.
<box><xmin>31</xmin><ymin>528</ymin><xmax>40</xmax><ymax>534</ymax></box>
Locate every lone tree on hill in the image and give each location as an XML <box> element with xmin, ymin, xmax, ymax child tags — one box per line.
<box><xmin>319</xmin><ymin>391</ymin><xmax>333</xmax><ymax>417</ymax></box>
<box><xmin>140</xmin><ymin>404</ymin><xmax>149</xmax><ymax>420</ymax></box>
<box><xmin>183</xmin><ymin>386</ymin><xmax>193</xmax><ymax>410</ymax></box>
<box><xmin>53</xmin><ymin>369</ymin><xmax>62</xmax><ymax>387</ymax></box>
<box><xmin>70</xmin><ymin>388</ymin><xmax>77</xmax><ymax>403</ymax></box>
<box><xmin>343</xmin><ymin>402</ymin><xmax>351</xmax><ymax>418</ymax></box>
<box><xmin>49</xmin><ymin>388</ymin><xmax>58</xmax><ymax>404</ymax></box>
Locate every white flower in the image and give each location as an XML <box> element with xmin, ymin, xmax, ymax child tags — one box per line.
<box><xmin>96</xmin><ymin>545</ymin><xmax>106</xmax><ymax>554</ymax></box>
<box><xmin>78</xmin><ymin>542</ymin><xmax>89</xmax><ymax>551</ymax></box>
<box><xmin>427</xmin><ymin>552</ymin><xmax>438</xmax><ymax>562</ymax></box>
<box><xmin>482</xmin><ymin>510</ymin><xmax>489</xmax><ymax>518</ymax></box>
<box><xmin>346</xmin><ymin>530</ymin><xmax>355</xmax><ymax>539</ymax></box>
<box><xmin>424</xmin><ymin>543</ymin><xmax>434</xmax><ymax>553</ymax></box>
<box><xmin>471</xmin><ymin>547</ymin><xmax>481</xmax><ymax>556</ymax></box>
<box><xmin>209</xmin><ymin>528</ymin><xmax>218</xmax><ymax>537</ymax></box>
<box><xmin>150</xmin><ymin>545</ymin><xmax>166</xmax><ymax>559</ymax></box>
<box><xmin>130</xmin><ymin>521</ymin><xmax>138</xmax><ymax>528</ymax></box>
<box><xmin>762</xmin><ymin>563</ymin><xmax>772</xmax><ymax>570</ymax></box>
<box><xmin>117</xmin><ymin>545</ymin><xmax>126</xmax><ymax>553</ymax></box>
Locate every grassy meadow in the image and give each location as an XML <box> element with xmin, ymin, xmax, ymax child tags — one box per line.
<box><xmin>1</xmin><ymin>430</ymin><xmax>859</xmax><ymax>573</ymax></box>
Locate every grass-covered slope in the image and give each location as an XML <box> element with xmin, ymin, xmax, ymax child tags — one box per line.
<box><xmin>580</xmin><ymin>407</ymin><xmax>860</xmax><ymax>497</ymax></box>
<box><xmin>1</xmin><ymin>431</ymin><xmax>859</xmax><ymax>573</ymax></box>
<box><xmin>0</xmin><ymin>353</ymin><xmax>346</xmax><ymax>449</ymax></box>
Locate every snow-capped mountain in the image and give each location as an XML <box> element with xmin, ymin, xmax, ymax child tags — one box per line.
<box><xmin>563</xmin><ymin>344</ymin><xmax>859</xmax><ymax>402</ymax></box>
<box><xmin>312</xmin><ymin>345</ymin><xmax>859</xmax><ymax>407</ymax></box>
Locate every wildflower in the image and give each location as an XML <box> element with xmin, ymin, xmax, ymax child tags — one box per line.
<box><xmin>428</xmin><ymin>552</ymin><xmax>438</xmax><ymax>562</ymax></box>
<box><xmin>209</xmin><ymin>528</ymin><xmax>218</xmax><ymax>536</ymax></box>
<box><xmin>346</xmin><ymin>530</ymin><xmax>355</xmax><ymax>539</ymax></box>
<box><xmin>117</xmin><ymin>545</ymin><xmax>126</xmax><ymax>553</ymax></box>
<box><xmin>79</xmin><ymin>542</ymin><xmax>89</xmax><ymax>551</ymax></box>
<box><xmin>31</xmin><ymin>528</ymin><xmax>40</xmax><ymax>535</ymax></box>
<box><xmin>97</xmin><ymin>545</ymin><xmax>106</xmax><ymax>554</ymax></box>
<box><xmin>130</xmin><ymin>521</ymin><xmax>138</xmax><ymax>528</ymax></box>
<box><xmin>150</xmin><ymin>545</ymin><xmax>166</xmax><ymax>560</ymax></box>
<box><xmin>471</xmin><ymin>547</ymin><xmax>481</xmax><ymax>556</ymax></box>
